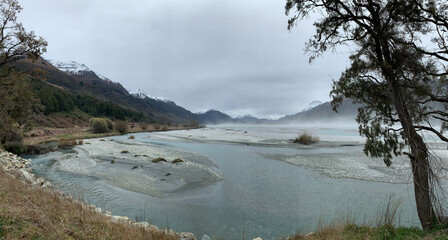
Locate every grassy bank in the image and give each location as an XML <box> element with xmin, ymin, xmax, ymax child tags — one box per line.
<box><xmin>23</xmin><ymin>122</ymin><xmax>198</xmax><ymax>152</ymax></box>
<box><xmin>289</xmin><ymin>224</ymin><xmax>440</xmax><ymax>240</ymax></box>
<box><xmin>0</xmin><ymin>167</ymin><xmax>179</xmax><ymax>240</ymax></box>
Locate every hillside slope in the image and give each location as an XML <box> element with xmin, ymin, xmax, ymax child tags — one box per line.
<box><xmin>14</xmin><ymin>58</ymin><xmax>199</xmax><ymax>124</ymax></box>
<box><xmin>278</xmin><ymin>100</ymin><xmax>359</xmax><ymax>124</ymax></box>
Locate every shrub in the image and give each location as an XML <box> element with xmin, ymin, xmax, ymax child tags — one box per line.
<box><xmin>3</xmin><ymin>141</ymin><xmax>27</xmax><ymax>154</ymax></box>
<box><xmin>104</xmin><ymin>118</ymin><xmax>113</xmax><ymax>130</ymax></box>
<box><xmin>183</xmin><ymin>121</ymin><xmax>200</xmax><ymax>128</ymax></box>
<box><xmin>114</xmin><ymin>120</ymin><xmax>128</xmax><ymax>134</ymax></box>
<box><xmin>153</xmin><ymin>123</ymin><xmax>161</xmax><ymax>130</ymax></box>
<box><xmin>152</xmin><ymin>157</ymin><xmax>167</xmax><ymax>163</ymax></box>
<box><xmin>58</xmin><ymin>139</ymin><xmax>77</xmax><ymax>149</ymax></box>
<box><xmin>140</xmin><ymin>122</ymin><xmax>148</xmax><ymax>131</ymax></box>
<box><xmin>0</xmin><ymin>126</ymin><xmax>26</xmax><ymax>154</ymax></box>
<box><xmin>172</xmin><ymin>158</ymin><xmax>184</xmax><ymax>163</ymax></box>
<box><xmin>293</xmin><ymin>132</ymin><xmax>319</xmax><ymax>145</ymax></box>
<box><xmin>89</xmin><ymin>118</ymin><xmax>109</xmax><ymax>134</ymax></box>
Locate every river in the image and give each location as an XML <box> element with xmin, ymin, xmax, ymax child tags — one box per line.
<box><xmin>27</xmin><ymin>125</ymin><xmax>432</xmax><ymax>239</ymax></box>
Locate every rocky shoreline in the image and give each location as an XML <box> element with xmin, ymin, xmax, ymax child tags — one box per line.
<box><xmin>0</xmin><ymin>149</ymin><xmax>206</xmax><ymax>240</ymax></box>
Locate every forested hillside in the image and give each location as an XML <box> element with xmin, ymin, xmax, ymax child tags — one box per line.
<box><xmin>29</xmin><ymin>79</ymin><xmax>150</xmax><ymax>122</ymax></box>
<box><xmin>15</xmin><ymin>58</ymin><xmax>200</xmax><ymax>124</ymax></box>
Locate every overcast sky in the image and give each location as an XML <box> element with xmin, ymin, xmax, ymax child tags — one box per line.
<box><xmin>18</xmin><ymin>0</ymin><xmax>350</xmax><ymax>119</ymax></box>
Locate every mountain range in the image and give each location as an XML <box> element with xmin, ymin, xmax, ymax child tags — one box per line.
<box><xmin>15</xmin><ymin>58</ymin><xmax>199</xmax><ymax>124</ymax></box>
<box><xmin>14</xmin><ymin>58</ymin><xmax>359</xmax><ymax>125</ymax></box>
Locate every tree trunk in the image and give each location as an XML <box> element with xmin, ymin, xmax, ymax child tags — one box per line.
<box><xmin>409</xmin><ymin>133</ymin><xmax>436</xmax><ymax>231</ymax></box>
<box><xmin>387</xmin><ymin>79</ymin><xmax>436</xmax><ymax>231</ymax></box>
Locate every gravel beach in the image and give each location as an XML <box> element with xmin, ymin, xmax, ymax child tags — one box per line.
<box><xmin>55</xmin><ymin>138</ymin><xmax>222</xmax><ymax>198</ymax></box>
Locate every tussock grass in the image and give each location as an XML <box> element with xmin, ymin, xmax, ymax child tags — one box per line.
<box><xmin>152</xmin><ymin>157</ymin><xmax>167</xmax><ymax>163</ymax></box>
<box><xmin>0</xmin><ymin>168</ymin><xmax>178</xmax><ymax>240</ymax></box>
<box><xmin>288</xmin><ymin>196</ymin><xmax>447</xmax><ymax>240</ymax></box>
<box><xmin>293</xmin><ymin>132</ymin><xmax>319</xmax><ymax>145</ymax></box>
<box><xmin>89</xmin><ymin>118</ymin><xmax>112</xmax><ymax>134</ymax></box>
<box><xmin>290</xmin><ymin>224</ymin><xmax>427</xmax><ymax>240</ymax></box>
<box><xmin>57</xmin><ymin>138</ymin><xmax>78</xmax><ymax>149</ymax></box>
<box><xmin>115</xmin><ymin>120</ymin><xmax>128</xmax><ymax>134</ymax></box>
<box><xmin>171</xmin><ymin>158</ymin><xmax>184</xmax><ymax>163</ymax></box>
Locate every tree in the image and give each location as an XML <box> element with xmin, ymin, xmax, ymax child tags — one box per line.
<box><xmin>286</xmin><ymin>0</ymin><xmax>448</xmax><ymax>231</ymax></box>
<box><xmin>0</xmin><ymin>0</ymin><xmax>47</xmax><ymax>152</ymax></box>
<box><xmin>0</xmin><ymin>0</ymin><xmax>47</xmax><ymax>73</ymax></box>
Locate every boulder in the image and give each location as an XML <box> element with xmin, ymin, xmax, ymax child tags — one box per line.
<box><xmin>36</xmin><ymin>177</ymin><xmax>45</xmax><ymax>186</ymax></box>
<box><xmin>202</xmin><ymin>235</ymin><xmax>211</xmax><ymax>240</ymax></box>
<box><xmin>180</xmin><ymin>232</ymin><xmax>197</xmax><ymax>240</ymax></box>
<box><xmin>18</xmin><ymin>169</ymin><xmax>34</xmax><ymax>183</ymax></box>
<box><xmin>42</xmin><ymin>181</ymin><xmax>53</xmax><ymax>188</ymax></box>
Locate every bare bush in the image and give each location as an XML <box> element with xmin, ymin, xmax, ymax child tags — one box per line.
<box><xmin>89</xmin><ymin>118</ymin><xmax>109</xmax><ymax>134</ymax></box>
<box><xmin>115</xmin><ymin>121</ymin><xmax>128</xmax><ymax>134</ymax></box>
<box><xmin>293</xmin><ymin>132</ymin><xmax>319</xmax><ymax>145</ymax></box>
<box><xmin>140</xmin><ymin>122</ymin><xmax>148</xmax><ymax>131</ymax></box>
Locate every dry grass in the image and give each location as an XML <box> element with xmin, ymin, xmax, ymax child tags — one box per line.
<box><xmin>24</xmin><ymin>123</ymin><xmax>192</xmax><ymax>147</ymax></box>
<box><xmin>57</xmin><ymin>138</ymin><xmax>78</xmax><ymax>149</ymax></box>
<box><xmin>287</xmin><ymin>196</ymin><xmax>445</xmax><ymax>240</ymax></box>
<box><xmin>289</xmin><ymin>226</ymin><xmax>344</xmax><ymax>240</ymax></box>
<box><xmin>152</xmin><ymin>157</ymin><xmax>167</xmax><ymax>163</ymax></box>
<box><xmin>289</xmin><ymin>224</ymin><xmax>433</xmax><ymax>240</ymax></box>
<box><xmin>0</xmin><ymin>168</ymin><xmax>178</xmax><ymax>240</ymax></box>
<box><xmin>171</xmin><ymin>158</ymin><xmax>184</xmax><ymax>164</ymax></box>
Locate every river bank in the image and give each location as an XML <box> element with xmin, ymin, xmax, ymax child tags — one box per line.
<box><xmin>0</xmin><ymin>148</ymin><xmax>186</xmax><ymax>239</ymax></box>
<box><xmin>2</xmin><ymin>147</ymin><xmax>447</xmax><ymax>239</ymax></box>
<box><xmin>23</xmin><ymin>123</ymin><xmax>200</xmax><ymax>154</ymax></box>
<box><xmin>17</xmin><ymin>125</ymin><xmax>448</xmax><ymax>239</ymax></box>
<box><xmin>26</xmin><ymin>125</ymin><xmax>431</xmax><ymax>238</ymax></box>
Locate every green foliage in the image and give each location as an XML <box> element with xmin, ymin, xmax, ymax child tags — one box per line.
<box><xmin>114</xmin><ymin>120</ymin><xmax>128</xmax><ymax>134</ymax></box>
<box><xmin>29</xmin><ymin>79</ymin><xmax>152</xmax><ymax>122</ymax></box>
<box><xmin>0</xmin><ymin>73</ymin><xmax>38</xmax><ymax>154</ymax></box>
<box><xmin>0</xmin><ymin>0</ymin><xmax>47</xmax><ymax>154</ymax></box>
<box><xmin>341</xmin><ymin>224</ymin><xmax>426</xmax><ymax>240</ymax></box>
<box><xmin>286</xmin><ymin>0</ymin><xmax>448</xmax><ymax>230</ymax></box>
<box><xmin>286</xmin><ymin>0</ymin><xmax>448</xmax><ymax>166</ymax></box>
<box><xmin>104</xmin><ymin>118</ymin><xmax>113</xmax><ymax>130</ymax></box>
<box><xmin>89</xmin><ymin>118</ymin><xmax>109</xmax><ymax>134</ymax></box>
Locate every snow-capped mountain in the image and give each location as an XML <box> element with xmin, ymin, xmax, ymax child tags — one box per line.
<box><xmin>48</xmin><ymin>60</ymin><xmax>90</xmax><ymax>75</ymax></box>
<box><xmin>48</xmin><ymin>59</ymin><xmax>113</xmax><ymax>82</ymax></box>
<box><xmin>129</xmin><ymin>89</ymin><xmax>170</xmax><ymax>102</ymax></box>
<box><xmin>302</xmin><ymin>100</ymin><xmax>323</xmax><ymax>112</ymax></box>
<box><xmin>129</xmin><ymin>89</ymin><xmax>150</xmax><ymax>99</ymax></box>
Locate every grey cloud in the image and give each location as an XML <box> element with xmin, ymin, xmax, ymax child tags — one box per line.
<box><xmin>19</xmin><ymin>0</ymin><xmax>349</xmax><ymax>118</ymax></box>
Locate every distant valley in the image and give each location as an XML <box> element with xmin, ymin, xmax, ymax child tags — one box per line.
<box><xmin>14</xmin><ymin>58</ymin><xmax>359</xmax><ymax>126</ymax></box>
